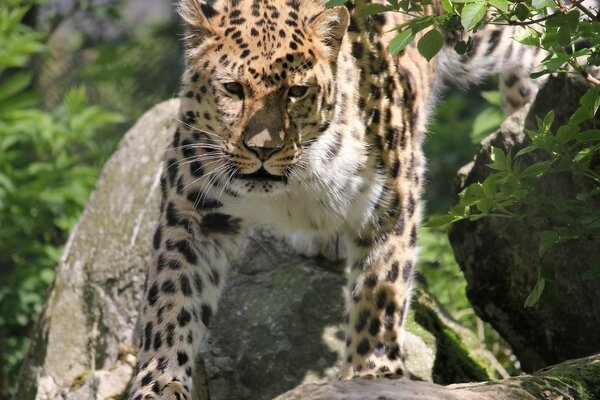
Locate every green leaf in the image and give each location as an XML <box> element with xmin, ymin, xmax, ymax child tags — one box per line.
<box><xmin>488</xmin><ymin>0</ymin><xmax>509</xmax><ymax>11</ymax></box>
<box><xmin>480</xmin><ymin>90</ymin><xmax>501</xmax><ymax>106</ymax></box>
<box><xmin>389</xmin><ymin>29</ymin><xmax>415</xmax><ymax>55</ymax></box>
<box><xmin>440</xmin><ymin>0</ymin><xmax>454</xmax><ymax>13</ymax></box>
<box><xmin>556</xmin><ymin>124</ymin><xmax>579</xmax><ymax>145</ymax></box>
<box><xmin>576</xmin><ymin>129</ymin><xmax>600</xmax><ymax>143</ymax></box>
<box><xmin>513</xmin><ymin>27</ymin><xmax>540</xmax><ymax>46</ymax></box>
<box><xmin>520</xmin><ymin>161</ymin><xmax>551</xmax><ymax>179</ymax></box>
<box><xmin>0</xmin><ymin>172</ymin><xmax>15</xmax><ymax>192</ymax></box>
<box><xmin>356</xmin><ymin>4</ymin><xmax>390</xmax><ymax>17</ymax></box>
<box><xmin>0</xmin><ymin>72</ymin><xmax>32</xmax><ymax>102</ymax></box>
<box><xmin>514</xmin><ymin>3</ymin><xmax>529</xmax><ymax>21</ymax></box>
<box><xmin>524</xmin><ymin>277</ymin><xmax>545</xmax><ymax>307</ymax></box>
<box><xmin>575</xmin><ymin>144</ymin><xmax>600</xmax><ymax>162</ymax></box>
<box><xmin>541</xmin><ymin>53</ymin><xmax>569</xmax><ymax>72</ymax></box>
<box><xmin>515</xmin><ymin>145</ymin><xmax>537</xmax><ymax>157</ymax></box>
<box><xmin>489</xmin><ymin>147</ymin><xmax>507</xmax><ymax>171</ymax></box>
<box><xmin>542</xmin><ymin>110</ymin><xmax>555</xmax><ymax>129</ymax></box>
<box><xmin>417</xmin><ymin>29</ymin><xmax>444</xmax><ymax>61</ymax></box>
<box><xmin>556</xmin><ymin>26</ymin><xmax>572</xmax><ymax>46</ymax></box>
<box><xmin>539</xmin><ymin>230</ymin><xmax>559</xmax><ymax>256</ymax></box>
<box><xmin>579</xmin><ymin>85</ymin><xmax>600</xmax><ymax>114</ymax></box>
<box><xmin>325</xmin><ymin>0</ymin><xmax>347</xmax><ymax>7</ymax></box>
<box><xmin>532</xmin><ymin>0</ymin><xmax>550</xmax><ymax>8</ymax></box>
<box><xmin>424</xmin><ymin>214</ymin><xmax>462</xmax><ymax>228</ymax></box>
<box><xmin>471</xmin><ymin>107</ymin><xmax>504</xmax><ymax>142</ymax></box>
<box><xmin>461</xmin><ymin>2</ymin><xmax>487</xmax><ymax>30</ymax></box>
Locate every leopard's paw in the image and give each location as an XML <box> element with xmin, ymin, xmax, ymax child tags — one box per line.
<box><xmin>163</xmin><ymin>380</ymin><xmax>189</xmax><ymax>400</ymax></box>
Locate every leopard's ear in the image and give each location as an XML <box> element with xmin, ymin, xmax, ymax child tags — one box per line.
<box><xmin>178</xmin><ymin>0</ymin><xmax>220</xmax><ymax>46</ymax></box>
<box><xmin>309</xmin><ymin>6</ymin><xmax>350</xmax><ymax>59</ymax></box>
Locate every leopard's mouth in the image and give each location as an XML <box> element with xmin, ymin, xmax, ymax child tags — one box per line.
<box><xmin>236</xmin><ymin>167</ymin><xmax>288</xmax><ymax>183</ymax></box>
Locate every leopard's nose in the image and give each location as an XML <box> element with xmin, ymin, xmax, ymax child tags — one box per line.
<box><xmin>244</xmin><ymin>141</ymin><xmax>283</xmax><ymax>161</ymax></box>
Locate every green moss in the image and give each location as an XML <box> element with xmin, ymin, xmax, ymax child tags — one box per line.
<box><xmin>539</xmin><ymin>357</ymin><xmax>600</xmax><ymax>399</ymax></box>
<box><xmin>513</xmin><ymin>356</ymin><xmax>600</xmax><ymax>399</ymax></box>
<box><xmin>272</xmin><ymin>265</ymin><xmax>302</xmax><ymax>288</ymax></box>
<box><xmin>411</xmin><ymin>299</ymin><xmax>490</xmax><ymax>384</ymax></box>
<box><xmin>70</xmin><ymin>370</ymin><xmax>92</xmax><ymax>391</ymax></box>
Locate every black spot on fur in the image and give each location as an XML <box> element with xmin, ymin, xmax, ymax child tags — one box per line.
<box><xmin>409</xmin><ymin>226</ymin><xmax>417</xmax><ymax>247</ymax></box>
<box><xmin>157</xmin><ymin>356</ymin><xmax>169</xmax><ymax>370</ymax></box>
<box><xmin>355</xmin><ymin>309</ymin><xmax>370</xmax><ymax>333</ymax></box>
<box><xmin>193</xmin><ymin>273</ymin><xmax>203</xmax><ymax>294</ymax></box>
<box><xmin>384</xmin><ymin>302</ymin><xmax>396</xmax><ymax>330</ymax></box>
<box><xmin>141</xmin><ymin>371</ymin><xmax>153</xmax><ymax>387</ymax></box>
<box><xmin>166</xmin><ymin>323</ymin><xmax>175</xmax><ymax>347</ymax></box>
<box><xmin>177</xmin><ymin>308</ymin><xmax>192</xmax><ymax>327</ymax></box>
<box><xmin>161</xmin><ymin>279</ymin><xmax>177</xmax><ymax>294</ymax></box>
<box><xmin>200</xmin><ymin>2</ymin><xmax>218</xmax><ymax>18</ymax></box>
<box><xmin>166</xmin><ymin>159</ymin><xmax>178</xmax><ymax>186</ymax></box>
<box><xmin>368</xmin><ymin>318</ymin><xmax>381</xmax><ymax>336</ymax></box>
<box><xmin>208</xmin><ymin>268</ymin><xmax>220</xmax><ymax>286</ymax></box>
<box><xmin>365</xmin><ymin>274</ymin><xmax>378</xmax><ymax>288</ymax></box>
<box><xmin>388</xmin><ymin>343</ymin><xmax>400</xmax><ymax>360</ymax></box>
<box><xmin>154</xmin><ymin>331</ymin><xmax>163</xmax><ymax>350</ymax></box>
<box><xmin>153</xmin><ymin>226</ymin><xmax>162</xmax><ymax>250</ymax></box>
<box><xmin>356</xmin><ymin>338</ymin><xmax>370</xmax><ymax>355</ymax></box>
<box><xmin>201</xmin><ymin>303</ymin><xmax>213</xmax><ymax>327</ymax></box>
<box><xmin>191</xmin><ymin>161</ymin><xmax>204</xmax><ymax>177</ymax></box>
<box><xmin>486</xmin><ymin>30</ymin><xmax>502</xmax><ymax>56</ymax></box>
<box><xmin>387</xmin><ymin>261</ymin><xmax>399</xmax><ymax>282</ymax></box>
<box><xmin>180</xmin><ymin>274</ymin><xmax>193</xmax><ymax>296</ymax></box>
<box><xmin>376</xmin><ymin>289</ymin><xmax>386</xmax><ymax>309</ymax></box>
<box><xmin>177</xmin><ymin>351</ymin><xmax>189</xmax><ymax>366</ymax></box>
<box><xmin>402</xmin><ymin>261</ymin><xmax>414</xmax><ymax>282</ymax></box>
<box><xmin>186</xmin><ymin>190</ymin><xmax>223</xmax><ymax>210</ymax></box>
<box><xmin>148</xmin><ymin>283</ymin><xmax>159</xmax><ymax>306</ymax></box>
<box><xmin>352</xmin><ymin>42</ymin><xmax>364</xmax><ymax>59</ymax></box>
<box><xmin>504</xmin><ymin>73</ymin><xmax>519</xmax><ymax>87</ymax></box>
<box><xmin>394</xmin><ymin>214</ymin><xmax>405</xmax><ymax>235</ymax></box>
<box><xmin>175</xmin><ymin>240</ymin><xmax>197</xmax><ymax>264</ymax></box>
<box><xmin>201</xmin><ymin>213</ymin><xmax>241</xmax><ymax>235</ymax></box>
<box><xmin>144</xmin><ymin>322</ymin><xmax>153</xmax><ymax>351</ymax></box>
<box><xmin>168</xmin><ymin>259</ymin><xmax>182</xmax><ymax>270</ymax></box>
<box><xmin>166</xmin><ymin>202</ymin><xmax>181</xmax><ymax>227</ymax></box>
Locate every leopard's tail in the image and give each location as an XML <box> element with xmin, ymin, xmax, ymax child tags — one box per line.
<box><xmin>437</xmin><ymin>24</ymin><xmax>547</xmax><ymax>114</ymax></box>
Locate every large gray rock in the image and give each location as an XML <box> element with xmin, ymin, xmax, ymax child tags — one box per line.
<box><xmin>14</xmin><ymin>100</ymin><xmax>179</xmax><ymax>400</ymax></box>
<box><xmin>14</xmin><ymin>100</ymin><xmax>492</xmax><ymax>400</ymax></box>
<box><xmin>448</xmin><ymin>74</ymin><xmax>600</xmax><ymax>372</ymax></box>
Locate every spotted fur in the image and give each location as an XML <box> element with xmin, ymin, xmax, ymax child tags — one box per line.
<box><xmin>129</xmin><ymin>1</ymin><xmax>541</xmax><ymax>398</ymax></box>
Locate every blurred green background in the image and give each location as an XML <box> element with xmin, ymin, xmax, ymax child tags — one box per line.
<box><xmin>0</xmin><ymin>0</ymin><xmax>508</xmax><ymax>397</ymax></box>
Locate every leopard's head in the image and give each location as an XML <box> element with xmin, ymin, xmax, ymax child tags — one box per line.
<box><xmin>178</xmin><ymin>0</ymin><xmax>349</xmax><ymax>194</ymax></box>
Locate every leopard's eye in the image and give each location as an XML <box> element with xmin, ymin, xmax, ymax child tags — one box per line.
<box><xmin>288</xmin><ymin>85</ymin><xmax>309</xmax><ymax>99</ymax></box>
<box><xmin>224</xmin><ymin>82</ymin><xmax>245</xmax><ymax>98</ymax></box>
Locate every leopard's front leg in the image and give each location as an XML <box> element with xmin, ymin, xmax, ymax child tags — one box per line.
<box><xmin>129</xmin><ymin>190</ymin><xmax>245</xmax><ymax>400</ymax></box>
<box><xmin>340</xmin><ymin>191</ymin><xmax>418</xmax><ymax>379</ymax></box>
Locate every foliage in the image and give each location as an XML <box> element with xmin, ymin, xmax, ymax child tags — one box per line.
<box><xmin>427</xmin><ymin>88</ymin><xmax>600</xmax><ymax>306</ymax></box>
<box><xmin>326</xmin><ymin>0</ymin><xmax>600</xmax><ymax>306</ymax></box>
<box><xmin>329</xmin><ymin>0</ymin><xmax>600</xmax><ymax>83</ymax></box>
<box><xmin>0</xmin><ymin>4</ymin><xmax>123</xmax><ymax>397</ymax></box>
<box><xmin>425</xmin><ymin>86</ymin><xmax>503</xmax><ymax>214</ymax></box>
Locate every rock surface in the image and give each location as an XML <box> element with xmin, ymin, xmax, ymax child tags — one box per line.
<box><xmin>448</xmin><ymin>74</ymin><xmax>600</xmax><ymax>372</ymax></box>
<box><xmin>14</xmin><ymin>100</ymin><xmax>491</xmax><ymax>400</ymax></box>
<box><xmin>275</xmin><ymin>354</ymin><xmax>600</xmax><ymax>400</ymax></box>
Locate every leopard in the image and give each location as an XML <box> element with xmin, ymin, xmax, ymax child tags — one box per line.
<box><xmin>128</xmin><ymin>0</ymin><xmax>544</xmax><ymax>398</ymax></box>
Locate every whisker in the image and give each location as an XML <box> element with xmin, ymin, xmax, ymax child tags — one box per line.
<box><xmin>166</xmin><ymin>154</ymin><xmax>227</xmax><ymax>170</ymax></box>
<box><xmin>170</xmin><ymin>117</ymin><xmax>224</xmax><ymax>140</ymax></box>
